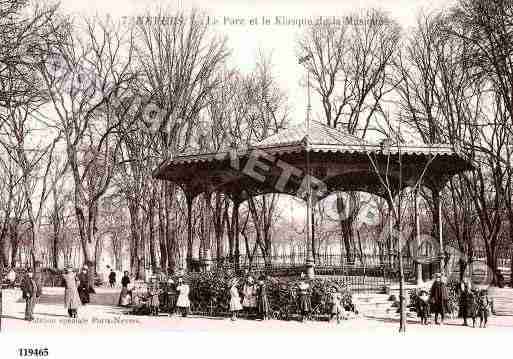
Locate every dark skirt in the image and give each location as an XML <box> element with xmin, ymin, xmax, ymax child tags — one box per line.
<box><xmin>416</xmin><ymin>300</ymin><xmax>430</xmax><ymax>318</ymax></box>
<box><xmin>78</xmin><ymin>285</ymin><xmax>90</xmax><ymax>304</ymax></box>
<box><xmin>299</xmin><ymin>293</ymin><xmax>311</xmax><ymax>313</ymax></box>
<box><xmin>459</xmin><ymin>293</ymin><xmax>476</xmax><ymax>318</ymax></box>
<box><xmin>430</xmin><ymin>301</ymin><xmax>449</xmax><ymax>314</ymax></box>
<box><xmin>257</xmin><ymin>292</ymin><xmax>270</xmax><ymax>316</ymax></box>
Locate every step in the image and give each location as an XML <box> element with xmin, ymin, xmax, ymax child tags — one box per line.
<box><xmin>488</xmin><ymin>287</ymin><xmax>513</xmax><ymax>316</ymax></box>
<box><xmin>352</xmin><ymin>293</ymin><xmax>395</xmax><ymax>315</ymax></box>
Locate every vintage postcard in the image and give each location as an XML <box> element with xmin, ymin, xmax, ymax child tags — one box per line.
<box><xmin>1</xmin><ymin>0</ymin><xmax>512</xmax><ymax>356</ymax></box>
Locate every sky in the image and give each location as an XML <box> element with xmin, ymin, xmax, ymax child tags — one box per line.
<box><xmin>55</xmin><ymin>0</ymin><xmax>456</xmax><ymax>126</ymax></box>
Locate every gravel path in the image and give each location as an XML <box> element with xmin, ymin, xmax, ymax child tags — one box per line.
<box><xmin>2</xmin><ymin>288</ymin><xmax>513</xmax><ymax>333</ymax></box>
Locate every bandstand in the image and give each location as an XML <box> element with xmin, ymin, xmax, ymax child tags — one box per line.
<box><xmin>153</xmin><ymin>121</ymin><xmax>473</xmax><ymax>284</ymax></box>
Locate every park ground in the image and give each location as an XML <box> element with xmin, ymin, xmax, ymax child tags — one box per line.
<box><xmin>2</xmin><ymin>286</ymin><xmax>513</xmax><ymax>334</ymax></box>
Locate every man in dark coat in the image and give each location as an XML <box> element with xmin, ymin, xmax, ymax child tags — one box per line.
<box><xmin>20</xmin><ymin>269</ymin><xmax>41</xmax><ymax>321</ymax></box>
<box><xmin>108</xmin><ymin>269</ymin><xmax>116</xmax><ymax>287</ymax></box>
<box><xmin>121</xmin><ymin>271</ymin><xmax>130</xmax><ymax>288</ymax></box>
<box><xmin>429</xmin><ymin>273</ymin><xmax>449</xmax><ymax>325</ymax></box>
<box><xmin>77</xmin><ymin>266</ymin><xmax>91</xmax><ymax>305</ymax></box>
<box><xmin>163</xmin><ymin>278</ymin><xmax>176</xmax><ymax>316</ymax></box>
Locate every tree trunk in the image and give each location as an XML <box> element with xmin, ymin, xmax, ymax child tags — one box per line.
<box><xmin>148</xmin><ymin>193</ymin><xmax>157</xmax><ymax>272</ymax></box>
<box><xmin>94</xmin><ymin>234</ymin><xmax>103</xmax><ymax>273</ymax></box>
<box><xmin>337</xmin><ymin>193</ymin><xmax>354</xmax><ymax>263</ymax></box>
<box><xmin>213</xmin><ymin>193</ymin><xmax>225</xmax><ymax>262</ymax></box>
<box><xmin>431</xmin><ymin>191</ymin><xmax>441</xmax><ymax>275</ymax></box>
<box><xmin>233</xmin><ymin>201</ymin><xmax>240</xmax><ymax>272</ymax></box>
<box><xmin>158</xmin><ymin>184</ymin><xmax>168</xmax><ymax>272</ymax></box>
<box><xmin>165</xmin><ymin>184</ymin><xmax>177</xmax><ymax>272</ymax></box>
<box><xmin>128</xmin><ymin>201</ymin><xmax>141</xmax><ymax>278</ymax></box>
<box><xmin>225</xmin><ymin>203</ymin><xmax>234</xmax><ymax>262</ymax></box>
<box><xmin>11</xmin><ymin>226</ymin><xmax>19</xmax><ymax>268</ymax></box>
<box><xmin>112</xmin><ymin>233</ymin><xmax>122</xmax><ymax>271</ymax></box>
<box><xmin>0</xmin><ymin>233</ymin><xmax>9</xmax><ymax>268</ymax></box>
<box><xmin>459</xmin><ymin>257</ymin><xmax>467</xmax><ymax>283</ymax></box>
<box><xmin>510</xmin><ymin>247</ymin><xmax>513</xmax><ymax>287</ymax></box>
<box><xmin>341</xmin><ymin>219</ymin><xmax>353</xmax><ymax>264</ymax></box>
<box><xmin>186</xmin><ymin>194</ymin><xmax>194</xmax><ymax>271</ymax></box>
<box><xmin>52</xmin><ymin>223</ymin><xmax>59</xmax><ymax>269</ymax></box>
<box><xmin>75</xmin><ymin>201</ymin><xmax>98</xmax><ymax>289</ymax></box>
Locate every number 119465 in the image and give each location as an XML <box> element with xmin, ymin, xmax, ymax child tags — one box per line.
<box><xmin>18</xmin><ymin>348</ymin><xmax>49</xmax><ymax>357</ymax></box>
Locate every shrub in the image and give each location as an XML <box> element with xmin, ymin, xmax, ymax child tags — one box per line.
<box><xmin>168</xmin><ymin>270</ymin><xmax>354</xmax><ymax>318</ymax></box>
<box><xmin>408</xmin><ymin>281</ymin><xmax>460</xmax><ymax>314</ymax></box>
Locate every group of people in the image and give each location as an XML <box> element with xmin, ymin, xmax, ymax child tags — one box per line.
<box><xmin>229</xmin><ymin>271</ymin><xmax>352</xmax><ymax>323</ymax></box>
<box><xmin>116</xmin><ymin>270</ymin><xmax>353</xmax><ymax>323</ymax></box>
<box><xmin>118</xmin><ymin>272</ymin><xmax>191</xmax><ymax>318</ymax></box>
<box><xmin>458</xmin><ymin>280</ymin><xmax>493</xmax><ymax>328</ymax></box>
<box><xmin>416</xmin><ymin>273</ymin><xmax>493</xmax><ymax>328</ymax></box>
<box><xmin>228</xmin><ymin>274</ymin><xmax>270</xmax><ymax>321</ymax></box>
<box><xmin>60</xmin><ymin>266</ymin><xmax>95</xmax><ymax>319</ymax></box>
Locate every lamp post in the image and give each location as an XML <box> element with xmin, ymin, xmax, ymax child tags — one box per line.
<box><xmin>299</xmin><ymin>53</ymin><xmax>314</xmax><ymax>278</ymax></box>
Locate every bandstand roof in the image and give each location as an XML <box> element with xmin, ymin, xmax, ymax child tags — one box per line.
<box><xmin>153</xmin><ymin>121</ymin><xmax>474</xmax><ymax>201</ymax></box>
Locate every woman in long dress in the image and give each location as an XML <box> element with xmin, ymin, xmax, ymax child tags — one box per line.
<box><xmin>229</xmin><ymin>278</ymin><xmax>243</xmax><ymax>321</ymax></box>
<box><xmin>77</xmin><ymin>266</ymin><xmax>91</xmax><ymax>305</ymax></box>
<box><xmin>62</xmin><ymin>267</ymin><xmax>81</xmax><ymax>318</ymax></box>
<box><xmin>175</xmin><ymin>277</ymin><xmax>190</xmax><ymax>317</ymax></box>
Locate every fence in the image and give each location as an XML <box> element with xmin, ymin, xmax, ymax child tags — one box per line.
<box><xmin>209</xmin><ymin>253</ymin><xmax>418</xmax><ymax>293</ymax></box>
<box><xmin>209</xmin><ymin>251</ymin><xmax>511</xmax><ymax>293</ymax></box>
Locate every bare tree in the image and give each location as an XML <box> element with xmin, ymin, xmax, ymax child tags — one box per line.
<box><xmin>396</xmin><ymin>10</ymin><xmax>512</xmax><ymax>286</ymax></box>
<box><xmin>130</xmin><ymin>8</ymin><xmax>229</xmax><ymax>271</ymax></box>
<box><xmin>37</xmin><ymin>15</ymin><xmax>136</xmax><ymax>285</ymax></box>
<box><xmin>0</xmin><ymin>0</ymin><xmax>60</xmax><ymax>126</ymax></box>
<box><xmin>297</xmin><ymin>10</ymin><xmax>401</xmax><ymax>264</ymax></box>
<box><xmin>297</xmin><ymin>9</ymin><xmax>400</xmax><ymax>134</ymax></box>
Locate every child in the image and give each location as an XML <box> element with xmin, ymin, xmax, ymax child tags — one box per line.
<box><xmin>297</xmin><ymin>272</ymin><xmax>311</xmax><ymax>322</ymax></box>
<box><xmin>256</xmin><ymin>276</ymin><xmax>270</xmax><ymax>320</ymax></box>
<box><xmin>476</xmin><ymin>289</ymin><xmax>492</xmax><ymax>328</ymax></box>
<box><xmin>175</xmin><ymin>277</ymin><xmax>190</xmax><ymax>317</ymax></box>
<box><xmin>229</xmin><ymin>278</ymin><xmax>242</xmax><ymax>321</ymax></box>
<box><xmin>165</xmin><ymin>278</ymin><xmax>176</xmax><ymax>316</ymax></box>
<box><xmin>329</xmin><ymin>287</ymin><xmax>344</xmax><ymax>324</ymax></box>
<box><xmin>147</xmin><ymin>278</ymin><xmax>161</xmax><ymax>316</ymax></box>
<box><xmin>416</xmin><ymin>290</ymin><xmax>430</xmax><ymax>325</ymax></box>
